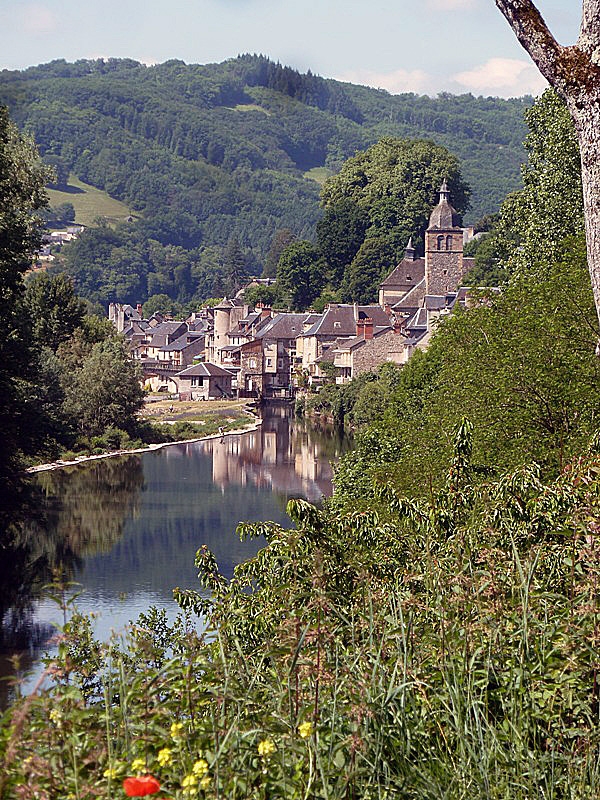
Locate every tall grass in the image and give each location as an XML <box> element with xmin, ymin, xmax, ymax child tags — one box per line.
<box><xmin>2</xmin><ymin>423</ymin><xmax>600</xmax><ymax>798</ymax></box>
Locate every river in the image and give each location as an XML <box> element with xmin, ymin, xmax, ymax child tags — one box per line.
<box><xmin>0</xmin><ymin>408</ymin><xmax>348</xmax><ymax>707</ymax></box>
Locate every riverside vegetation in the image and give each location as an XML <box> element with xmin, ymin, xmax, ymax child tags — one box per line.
<box><xmin>2</xmin><ymin>90</ymin><xmax>600</xmax><ymax>798</ymax></box>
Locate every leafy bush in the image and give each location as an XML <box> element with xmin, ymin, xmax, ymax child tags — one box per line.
<box><xmin>4</xmin><ymin>423</ymin><xmax>600</xmax><ymax>798</ymax></box>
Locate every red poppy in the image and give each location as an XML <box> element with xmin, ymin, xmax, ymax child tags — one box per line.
<box><xmin>123</xmin><ymin>775</ymin><xmax>161</xmax><ymax>797</ymax></box>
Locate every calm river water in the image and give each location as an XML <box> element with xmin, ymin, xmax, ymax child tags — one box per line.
<box><xmin>0</xmin><ymin>408</ymin><xmax>348</xmax><ymax>706</ymax></box>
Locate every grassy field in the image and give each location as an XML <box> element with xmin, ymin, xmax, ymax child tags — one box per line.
<box><xmin>47</xmin><ymin>175</ymin><xmax>137</xmax><ymax>227</ymax></box>
<box><xmin>304</xmin><ymin>165</ymin><xmax>333</xmax><ymax>185</ymax></box>
<box><xmin>232</xmin><ymin>103</ymin><xmax>271</xmax><ymax>115</ymax></box>
<box><xmin>141</xmin><ymin>397</ymin><xmax>250</xmax><ymax>423</ymax></box>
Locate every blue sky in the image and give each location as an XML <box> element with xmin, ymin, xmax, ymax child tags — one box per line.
<box><xmin>0</xmin><ymin>1</ymin><xmax>578</xmax><ymax>97</ymax></box>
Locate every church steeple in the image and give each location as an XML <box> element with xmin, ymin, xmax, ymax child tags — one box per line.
<box><xmin>428</xmin><ymin>180</ymin><xmax>461</xmax><ymax>230</ymax></box>
<box><xmin>404</xmin><ymin>237</ymin><xmax>416</xmax><ymax>261</ymax></box>
<box><xmin>425</xmin><ymin>181</ymin><xmax>465</xmax><ymax>295</ymax></box>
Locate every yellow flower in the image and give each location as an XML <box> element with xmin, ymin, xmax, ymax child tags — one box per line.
<box><xmin>157</xmin><ymin>747</ymin><xmax>173</xmax><ymax>767</ymax></box>
<box><xmin>131</xmin><ymin>757</ymin><xmax>146</xmax><ymax>774</ymax></box>
<box><xmin>192</xmin><ymin>759</ymin><xmax>208</xmax><ymax>776</ymax></box>
<box><xmin>170</xmin><ymin>721</ymin><xmax>184</xmax><ymax>740</ymax></box>
<box><xmin>298</xmin><ymin>721</ymin><xmax>313</xmax><ymax>739</ymax></box>
<box><xmin>199</xmin><ymin>775</ymin><xmax>211</xmax><ymax>790</ymax></box>
<box><xmin>182</xmin><ymin>773</ymin><xmax>198</xmax><ymax>795</ymax></box>
<box><xmin>103</xmin><ymin>766</ymin><xmax>119</xmax><ymax>780</ymax></box>
<box><xmin>257</xmin><ymin>738</ymin><xmax>276</xmax><ymax>757</ymax></box>
<box><xmin>49</xmin><ymin>708</ymin><xmax>62</xmax><ymax>725</ymax></box>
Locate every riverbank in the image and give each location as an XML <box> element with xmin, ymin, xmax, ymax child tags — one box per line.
<box><xmin>27</xmin><ymin>400</ymin><xmax>261</xmax><ymax>474</ymax></box>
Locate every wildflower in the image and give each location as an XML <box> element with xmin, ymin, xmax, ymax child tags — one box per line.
<box><xmin>199</xmin><ymin>775</ymin><xmax>211</xmax><ymax>790</ymax></box>
<box><xmin>298</xmin><ymin>721</ymin><xmax>313</xmax><ymax>739</ymax></box>
<box><xmin>192</xmin><ymin>759</ymin><xmax>208</xmax><ymax>776</ymax></box>
<box><xmin>103</xmin><ymin>766</ymin><xmax>119</xmax><ymax>780</ymax></box>
<box><xmin>123</xmin><ymin>774</ymin><xmax>161</xmax><ymax>797</ymax></box>
<box><xmin>182</xmin><ymin>774</ymin><xmax>198</xmax><ymax>795</ymax></box>
<box><xmin>257</xmin><ymin>738</ymin><xmax>276</xmax><ymax>757</ymax></box>
<box><xmin>131</xmin><ymin>758</ymin><xmax>147</xmax><ymax>774</ymax></box>
<box><xmin>49</xmin><ymin>708</ymin><xmax>62</xmax><ymax>725</ymax></box>
<box><xmin>157</xmin><ymin>748</ymin><xmax>173</xmax><ymax>767</ymax></box>
<box><xmin>170</xmin><ymin>721</ymin><xmax>184</xmax><ymax>740</ymax></box>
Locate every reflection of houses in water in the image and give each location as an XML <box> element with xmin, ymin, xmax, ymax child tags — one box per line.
<box><xmin>206</xmin><ymin>414</ymin><xmax>335</xmax><ymax>505</ymax></box>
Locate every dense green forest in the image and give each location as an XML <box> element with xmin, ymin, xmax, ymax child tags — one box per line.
<box><xmin>0</xmin><ymin>55</ymin><xmax>532</xmax><ymax>307</ymax></box>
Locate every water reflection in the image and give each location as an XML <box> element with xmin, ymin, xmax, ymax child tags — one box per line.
<box><xmin>0</xmin><ymin>409</ymin><xmax>348</xmax><ymax>705</ymax></box>
<box><xmin>0</xmin><ymin>457</ymin><xmax>144</xmax><ymax>707</ymax></box>
<box><xmin>208</xmin><ymin>406</ymin><xmax>344</xmax><ymax>503</ymax></box>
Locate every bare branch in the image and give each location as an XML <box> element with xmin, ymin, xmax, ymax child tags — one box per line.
<box><xmin>494</xmin><ymin>0</ymin><xmax>565</xmax><ymax>86</ymax></box>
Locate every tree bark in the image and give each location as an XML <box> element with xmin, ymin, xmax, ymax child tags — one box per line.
<box><xmin>494</xmin><ymin>0</ymin><xmax>600</xmax><ymax>329</ymax></box>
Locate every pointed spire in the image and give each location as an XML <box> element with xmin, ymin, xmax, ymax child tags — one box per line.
<box><xmin>428</xmin><ymin>179</ymin><xmax>461</xmax><ymax>229</ymax></box>
<box><xmin>404</xmin><ymin>237</ymin><xmax>416</xmax><ymax>260</ymax></box>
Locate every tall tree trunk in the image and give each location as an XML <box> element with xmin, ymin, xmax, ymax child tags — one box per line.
<box><xmin>494</xmin><ymin>0</ymin><xmax>600</xmax><ymax>331</ymax></box>
<box><xmin>571</xmin><ymin>99</ymin><xmax>600</xmax><ymax>324</ymax></box>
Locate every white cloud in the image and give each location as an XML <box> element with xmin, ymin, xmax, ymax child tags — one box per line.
<box><xmin>335</xmin><ymin>67</ymin><xmax>437</xmax><ymax>96</ymax></box>
<box><xmin>452</xmin><ymin>57</ymin><xmax>547</xmax><ymax>96</ymax></box>
<box><xmin>21</xmin><ymin>4</ymin><xmax>57</xmax><ymax>36</ymax></box>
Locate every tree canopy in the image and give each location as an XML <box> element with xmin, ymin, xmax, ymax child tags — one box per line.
<box><xmin>0</xmin><ymin>55</ymin><xmax>531</xmax><ymax>306</ymax></box>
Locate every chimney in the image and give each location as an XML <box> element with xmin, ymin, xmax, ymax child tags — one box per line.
<box><xmin>393</xmin><ymin>321</ymin><xmax>404</xmax><ymax>335</ymax></box>
<box><xmin>356</xmin><ymin>319</ymin><xmax>365</xmax><ymax>337</ymax></box>
<box><xmin>384</xmin><ymin>303</ymin><xmax>393</xmax><ymax>318</ymax></box>
<box><xmin>136</xmin><ymin>303</ymin><xmax>143</xmax><ymax>316</ymax></box>
<box><xmin>363</xmin><ymin>318</ymin><xmax>373</xmax><ymax>340</ymax></box>
<box><xmin>261</xmin><ymin>306</ymin><xmax>272</xmax><ymax>319</ymax></box>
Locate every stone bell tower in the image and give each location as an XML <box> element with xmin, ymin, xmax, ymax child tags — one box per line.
<box><xmin>425</xmin><ymin>180</ymin><xmax>465</xmax><ymax>295</ymax></box>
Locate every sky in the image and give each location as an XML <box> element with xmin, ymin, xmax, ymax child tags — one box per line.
<box><xmin>0</xmin><ymin>0</ymin><xmax>579</xmax><ymax>98</ymax></box>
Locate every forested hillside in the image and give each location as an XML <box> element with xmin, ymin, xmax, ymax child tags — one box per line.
<box><xmin>0</xmin><ymin>55</ymin><xmax>532</xmax><ymax>306</ymax></box>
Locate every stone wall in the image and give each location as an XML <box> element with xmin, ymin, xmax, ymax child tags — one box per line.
<box><xmin>352</xmin><ymin>330</ymin><xmax>408</xmax><ymax>377</ymax></box>
<box><xmin>425</xmin><ymin>230</ymin><xmax>465</xmax><ymax>295</ymax></box>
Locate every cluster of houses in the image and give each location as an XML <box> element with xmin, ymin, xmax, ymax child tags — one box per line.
<box><xmin>109</xmin><ymin>184</ymin><xmax>478</xmax><ymax>401</ymax></box>
<box><xmin>35</xmin><ymin>225</ymin><xmax>85</xmax><ymax>265</ymax></box>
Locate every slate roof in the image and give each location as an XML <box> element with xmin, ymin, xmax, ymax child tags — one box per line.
<box><xmin>254</xmin><ymin>313</ymin><xmax>309</xmax><ymax>340</ymax></box>
<box><xmin>177</xmin><ymin>362</ymin><xmax>233</xmax><ymax>378</ymax></box>
<box><xmin>302</xmin><ymin>304</ymin><xmax>390</xmax><ymax>338</ymax></box>
<box><xmin>158</xmin><ymin>332</ymin><xmax>205</xmax><ymax>352</ymax></box>
<box><xmin>149</xmin><ymin>321</ymin><xmax>187</xmax><ymax>337</ymax></box>
<box><xmin>428</xmin><ymin>181</ymin><xmax>462</xmax><ymax>229</ymax></box>
<box><xmin>423</xmin><ymin>295</ymin><xmax>448</xmax><ymax>311</ymax></box>
<box><xmin>335</xmin><ymin>326</ymin><xmax>393</xmax><ymax>351</ymax></box>
<box><xmin>392</xmin><ymin>278</ymin><xmax>426</xmax><ymax>310</ymax></box>
<box><xmin>380</xmin><ymin>257</ymin><xmax>426</xmax><ymax>288</ymax></box>
<box><xmin>406</xmin><ymin>308</ymin><xmax>429</xmax><ymax>329</ymax></box>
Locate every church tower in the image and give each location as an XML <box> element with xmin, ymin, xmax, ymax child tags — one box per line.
<box><xmin>425</xmin><ymin>180</ymin><xmax>465</xmax><ymax>295</ymax></box>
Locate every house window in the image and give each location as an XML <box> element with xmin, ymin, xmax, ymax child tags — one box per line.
<box><xmin>446</xmin><ymin>235</ymin><xmax>453</xmax><ymax>250</ymax></box>
<box><xmin>443</xmin><ymin>269</ymin><xmax>448</xmax><ymax>276</ymax></box>
<box><xmin>249</xmin><ymin>358</ymin><xmax>257</xmax><ymax>369</ymax></box>
<box><xmin>278</xmin><ymin>358</ymin><xmax>284</xmax><ymax>369</ymax></box>
<box><xmin>334</xmin><ymin>321</ymin><xmax>341</xmax><ymax>329</ymax></box>
<box><xmin>266</xmin><ymin>358</ymin><xmax>273</xmax><ymax>366</ymax></box>
<box><xmin>437</xmin><ymin>235</ymin><xmax>444</xmax><ymax>250</ymax></box>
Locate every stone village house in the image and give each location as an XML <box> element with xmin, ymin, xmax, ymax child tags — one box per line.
<box><xmin>110</xmin><ymin>183</ymin><xmax>477</xmax><ymax>395</ymax></box>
